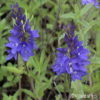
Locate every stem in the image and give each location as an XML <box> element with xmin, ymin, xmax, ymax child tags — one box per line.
<box><xmin>64</xmin><ymin>74</ymin><xmax>67</xmax><ymax>99</ymax></box>
<box><xmin>25</xmin><ymin>63</ymin><xmax>35</xmax><ymax>93</ymax></box>
<box><xmin>19</xmin><ymin>80</ymin><xmax>22</xmax><ymax>100</ymax></box>
<box><xmin>47</xmin><ymin>90</ymin><xmax>52</xmax><ymax>100</ymax></box>
<box><xmin>17</xmin><ymin>54</ymin><xmax>22</xmax><ymax>100</ymax></box>
<box><xmin>68</xmin><ymin>75</ymin><xmax>71</xmax><ymax>100</ymax></box>
<box><xmin>30</xmin><ymin>78</ymin><xmax>34</xmax><ymax>92</ymax></box>
<box><xmin>53</xmin><ymin>81</ymin><xmax>62</xmax><ymax>99</ymax></box>
<box><xmin>89</xmin><ymin>74</ymin><xmax>94</xmax><ymax>100</ymax></box>
<box><xmin>53</xmin><ymin>0</ymin><xmax>62</xmax><ymax>31</ymax></box>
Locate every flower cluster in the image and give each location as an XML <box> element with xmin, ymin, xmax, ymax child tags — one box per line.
<box><xmin>82</xmin><ymin>0</ymin><xmax>100</xmax><ymax>8</ymax></box>
<box><xmin>6</xmin><ymin>3</ymin><xmax>39</xmax><ymax>61</ymax></box>
<box><xmin>52</xmin><ymin>25</ymin><xmax>90</xmax><ymax>81</ymax></box>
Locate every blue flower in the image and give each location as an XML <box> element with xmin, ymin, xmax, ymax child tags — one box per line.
<box><xmin>82</xmin><ymin>0</ymin><xmax>100</xmax><ymax>8</ymax></box>
<box><xmin>6</xmin><ymin>3</ymin><xmax>39</xmax><ymax>61</ymax></box>
<box><xmin>18</xmin><ymin>42</ymin><xmax>34</xmax><ymax>61</ymax></box>
<box><xmin>52</xmin><ymin>24</ymin><xmax>90</xmax><ymax>81</ymax></box>
<box><xmin>6</xmin><ymin>50</ymin><xmax>17</xmax><ymax>60</ymax></box>
<box><xmin>6</xmin><ymin>36</ymin><xmax>21</xmax><ymax>54</ymax></box>
<box><xmin>52</xmin><ymin>51</ymin><xmax>69</xmax><ymax>75</ymax></box>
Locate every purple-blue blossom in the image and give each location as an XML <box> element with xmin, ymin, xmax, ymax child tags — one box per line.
<box><xmin>6</xmin><ymin>3</ymin><xmax>39</xmax><ymax>61</ymax></box>
<box><xmin>52</xmin><ymin>25</ymin><xmax>90</xmax><ymax>81</ymax></box>
<box><xmin>82</xmin><ymin>0</ymin><xmax>100</xmax><ymax>8</ymax></box>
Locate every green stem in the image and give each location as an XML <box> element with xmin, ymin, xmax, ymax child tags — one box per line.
<box><xmin>19</xmin><ymin>80</ymin><xmax>22</xmax><ymax>100</ymax></box>
<box><xmin>25</xmin><ymin>63</ymin><xmax>35</xmax><ymax>93</ymax></box>
<box><xmin>68</xmin><ymin>75</ymin><xmax>71</xmax><ymax>100</ymax></box>
<box><xmin>53</xmin><ymin>0</ymin><xmax>62</xmax><ymax>31</ymax></box>
<box><xmin>17</xmin><ymin>54</ymin><xmax>22</xmax><ymax>100</ymax></box>
<box><xmin>64</xmin><ymin>74</ymin><xmax>67</xmax><ymax>99</ymax></box>
<box><xmin>30</xmin><ymin>78</ymin><xmax>34</xmax><ymax>92</ymax></box>
<box><xmin>89</xmin><ymin>74</ymin><xmax>94</xmax><ymax>100</ymax></box>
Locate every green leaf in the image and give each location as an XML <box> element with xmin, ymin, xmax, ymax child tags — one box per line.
<box><xmin>60</xmin><ymin>12</ymin><xmax>75</xmax><ymax>19</ymax></box>
<box><xmin>3</xmin><ymin>82</ymin><xmax>14</xmax><ymax>88</ymax></box>
<box><xmin>47</xmin><ymin>24</ymin><xmax>53</xmax><ymax>29</ymax></box>
<box><xmin>55</xmin><ymin>95</ymin><xmax>62</xmax><ymax>100</ymax></box>
<box><xmin>3</xmin><ymin>75</ymin><xmax>20</xmax><ymax>88</ymax></box>
<box><xmin>2</xmin><ymin>91</ymin><xmax>19</xmax><ymax>100</ymax></box>
<box><xmin>55</xmin><ymin>84</ymin><xmax>64</xmax><ymax>92</ymax></box>
<box><xmin>72</xmin><ymin>80</ymin><xmax>85</xmax><ymax>100</ymax></box>
<box><xmin>7</xmin><ymin>75</ymin><xmax>14</xmax><ymax>81</ymax></box>
<box><xmin>40</xmin><ymin>50</ymin><xmax>45</xmax><ymax>65</ymax></box>
<box><xmin>22</xmin><ymin>89</ymin><xmax>36</xmax><ymax>98</ymax></box>
<box><xmin>90</xmin><ymin>56</ymin><xmax>100</xmax><ymax>64</ymax></box>
<box><xmin>0</xmin><ymin>19</ymin><xmax>8</xmax><ymax>30</ymax></box>
<box><xmin>83</xmin><ymin>82</ymin><xmax>100</xmax><ymax>93</ymax></box>
<box><xmin>96</xmin><ymin>33</ymin><xmax>100</xmax><ymax>56</ymax></box>
<box><xmin>27</xmin><ymin>57</ymin><xmax>34</xmax><ymax>67</ymax></box>
<box><xmin>6</xmin><ymin>66</ymin><xmax>24</xmax><ymax>74</ymax></box>
<box><xmin>30</xmin><ymin>0</ymin><xmax>49</xmax><ymax>13</ymax></box>
<box><xmin>91</xmin><ymin>82</ymin><xmax>100</xmax><ymax>93</ymax></box>
<box><xmin>80</xmin><ymin>4</ymin><xmax>93</xmax><ymax>17</ymax></box>
<box><xmin>26</xmin><ymin>97</ymin><xmax>32</xmax><ymax>100</ymax></box>
<box><xmin>59</xmin><ymin>34</ymin><xmax>65</xmax><ymax>41</ymax></box>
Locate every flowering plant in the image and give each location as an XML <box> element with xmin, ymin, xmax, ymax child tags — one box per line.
<box><xmin>6</xmin><ymin>3</ymin><xmax>39</xmax><ymax>61</ymax></box>
<box><xmin>52</xmin><ymin>25</ymin><xmax>90</xmax><ymax>81</ymax></box>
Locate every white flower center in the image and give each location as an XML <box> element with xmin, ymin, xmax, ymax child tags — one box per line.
<box><xmin>70</xmin><ymin>67</ymin><xmax>73</xmax><ymax>73</ymax></box>
<box><xmin>69</xmin><ymin>62</ymin><xmax>72</xmax><ymax>66</ymax></box>
<box><xmin>14</xmin><ymin>43</ymin><xmax>18</xmax><ymax>47</ymax></box>
<box><xmin>78</xmin><ymin>53</ymin><xmax>80</xmax><ymax>55</ymax></box>
<box><xmin>23</xmin><ymin>44</ymin><xmax>26</xmax><ymax>47</ymax></box>
<box><xmin>77</xmin><ymin>46</ymin><xmax>79</xmax><ymax>49</ymax></box>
